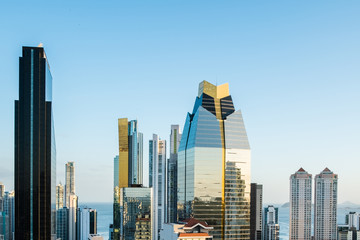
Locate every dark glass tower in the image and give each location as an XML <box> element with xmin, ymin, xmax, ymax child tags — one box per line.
<box><xmin>15</xmin><ymin>46</ymin><xmax>56</xmax><ymax>239</ymax></box>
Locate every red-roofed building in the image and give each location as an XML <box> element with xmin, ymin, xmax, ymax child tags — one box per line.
<box><xmin>160</xmin><ymin>218</ymin><xmax>213</xmax><ymax>240</ymax></box>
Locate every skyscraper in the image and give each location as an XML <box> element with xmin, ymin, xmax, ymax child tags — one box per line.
<box><xmin>69</xmin><ymin>194</ymin><xmax>78</xmax><ymax>240</ymax></box>
<box><xmin>15</xmin><ymin>46</ymin><xmax>56</xmax><ymax>239</ymax></box>
<box><xmin>3</xmin><ymin>191</ymin><xmax>15</xmax><ymax>240</ymax></box>
<box><xmin>79</xmin><ymin>208</ymin><xmax>98</xmax><ymax>240</ymax></box>
<box><xmin>167</xmin><ymin>125</ymin><xmax>182</xmax><ymax>223</ymax></box>
<box><xmin>0</xmin><ymin>183</ymin><xmax>4</xmax><ymax>198</ymax></box>
<box><xmin>113</xmin><ymin>118</ymin><xmax>144</xmax><ymax>239</ymax></box>
<box><xmin>117</xmin><ymin>119</ymin><xmax>143</xmax><ymax>188</ymax></box>
<box><xmin>56</xmin><ymin>183</ymin><xmax>64</xmax><ymax>210</ymax></box>
<box><xmin>264</xmin><ymin>205</ymin><xmax>280</xmax><ymax>240</ymax></box>
<box><xmin>250</xmin><ymin>183</ymin><xmax>263</xmax><ymax>240</ymax></box>
<box><xmin>289</xmin><ymin>168</ymin><xmax>312</xmax><ymax>240</ymax></box>
<box><xmin>178</xmin><ymin>80</ymin><xmax>251</xmax><ymax>240</ymax></box>
<box><xmin>120</xmin><ymin>187</ymin><xmax>152</xmax><ymax>240</ymax></box>
<box><xmin>149</xmin><ymin>134</ymin><xmax>167</xmax><ymax>240</ymax></box>
<box><xmin>314</xmin><ymin>168</ymin><xmax>338</xmax><ymax>240</ymax></box>
<box><xmin>65</xmin><ymin>162</ymin><xmax>75</xmax><ymax>208</ymax></box>
<box><xmin>57</xmin><ymin>207</ymin><xmax>69</xmax><ymax>240</ymax></box>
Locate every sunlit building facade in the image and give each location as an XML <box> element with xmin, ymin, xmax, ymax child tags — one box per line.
<box><xmin>314</xmin><ymin>168</ymin><xmax>338</xmax><ymax>240</ymax></box>
<box><xmin>149</xmin><ymin>134</ymin><xmax>166</xmax><ymax>240</ymax></box>
<box><xmin>65</xmin><ymin>162</ymin><xmax>75</xmax><ymax>208</ymax></box>
<box><xmin>289</xmin><ymin>168</ymin><xmax>312</xmax><ymax>240</ymax></box>
<box><xmin>178</xmin><ymin>80</ymin><xmax>251</xmax><ymax>240</ymax></box>
<box><xmin>15</xmin><ymin>46</ymin><xmax>56</xmax><ymax>239</ymax></box>
<box><xmin>56</xmin><ymin>183</ymin><xmax>64</xmax><ymax>210</ymax></box>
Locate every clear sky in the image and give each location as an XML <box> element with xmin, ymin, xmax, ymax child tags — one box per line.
<box><xmin>0</xmin><ymin>1</ymin><xmax>360</xmax><ymax>203</ymax></box>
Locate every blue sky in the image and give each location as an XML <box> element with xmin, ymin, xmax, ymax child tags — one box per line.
<box><xmin>0</xmin><ymin>1</ymin><xmax>359</xmax><ymax>203</ymax></box>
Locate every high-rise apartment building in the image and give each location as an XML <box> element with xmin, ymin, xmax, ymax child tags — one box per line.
<box><xmin>113</xmin><ymin>118</ymin><xmax>144</xmax><ymax>239</ymax></box>
<box><xmin>264</xmin><ymin>205</ymin><xmax>280</xmax><ymax>240</ymax></box>
<box><xmin>15</xmin><ymin>46</ymin><xmax>56</xmax><ymax>239</ymax></box>
<box><xmin>314</xmin><ymin>168</ymin><xmax>338</xmax><ymax>240</ymax></box>
<box><xmin>289</xmin><ymin>168</ymin><xmax>312</xmax><ymax>240</ymax></box>
<box><xmin>167</xmin><ymin>125</ymin><xmax>182</xmax><ymax>223</ymax></box>
<box><xmin>250</xmin><ymin>183</ymin><xmax>263</xmax><ymax>240</ymax></box>
<box><xmin>178</xmin><ymin>80</ymin><xmax>251</xmax><ymax>240</ymax></box>
<box><xmin>149</xmin><ymin>134</ymin><xmax>166</xmax><ymax>240</ymax></box>
<box><xmin>65</xmin><ymin>162</ymin><xmax>75</xmax><ymax>208</ymax></box>
<box><xmin>56</xmin><ymin>183</ymin><xmax>64</xmax><ymax>210</ymax></box>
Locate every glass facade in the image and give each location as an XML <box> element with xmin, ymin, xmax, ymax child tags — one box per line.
<box><xmin>178</xmin><ymin>81</ymin><xmax>251</xmax><ymax>240</ymax></box>
<box><xmin>114</xmin><ymin>119</ymin><xmax>144</xmax><ymax>239</ymax></box>
<box><xmin>167</xmin><ymin>125</ymin><xmax>182</xmax><ymax>223</ymax></box>
<box><xmin>120</xmin><ymin>187</ymin><xmax>152</xmax><ymax>240</ymax></box>
<box><xmin>15</xmin><ymin>46</ymin><xmax>56</xmax><ymax>239</ymax></box>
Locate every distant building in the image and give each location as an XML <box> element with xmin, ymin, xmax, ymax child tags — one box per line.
<box><xmin>69</xmin><ymin>194</ymin><xmax>78</xmax><ymax>240</ymax></box>
<box><xmin>57</xmin><ymin>207</ymin><xmax>69</xmax><ymax>240</ymax></box>
<box><xmin>167</xmin><ymin>125</ymin><xmax>182</xmax><ymax>224</ymax></box>
<box><xmin>65</xmin><ymin>162</ymin><xmax>76</xmax><ymax>208</ymax></box>
<box><xmin>56</xmin><ymin>183</ymin><xmax>64</xmax><ymax>210</ymax></box>
<box><xmin>0</xmin><ymin>213</ymin><xmax>10</xmax><ymax>240</ymax></box>
<box><xmin>346</xmin><ymin>212</ymin><xmax>360</xmax><ymax>230</ymax></box>
<box><xmin>314</xmin><ymin>168</ymin><xmax>338</xmax><ymax>240</ymax></box>
<box><xmin>149</xmin><ymin>134</ymin><xmax>166</xmax><ymax>239</ymax></box>
<box><xmin>113</xmin><ymin>118</ymin><xmax>144</xmax><ymax>240</ymax></box>
<box><xmin>88</xmin><ymin>234</ymin><xmax>104</xmax><ymax>240</ymax></box>
<box><xmin>120</xmin><ymin>187</ymin><xmax>152</xmax><ymax>240</ymax></box>
<box><xmin>264</xmin><ymin>205</ymin><xmax>279</xmax><ymax>240</ymax></box>
<box><xmin>337</xmin><ymin>225</ymin><xmax>360</xmax><ymax>240</ymax></box>
<box><xmin>289</xmin><ymin>168</ymin><xmax>312</xmax><ymax>240</ymax></box>
<box><xmin>135</xmin><ymin>213</ymin><xmax>151</xmax><ymax>240</ymax></box>
<box><xmin>160</xmin><ymin>218</ymin><xmax>213</xmax><ymax>240</ymax></box>
<box><xmin>250</xmin><ymin>183</ymin><xmax>263</xmax><ymax>240</ymax></box>
<box><xmin>3</xmin><ymin>191</ymin><xmax>15</xmax><ymax>239</ymax></box>
<box><xmin>79</xmin><ymin>208</ymin><xmax>98</xmax><ymax>240</ymax></box>
<box><xmin>0</xmin><ymin>183</ymin><xmax>4</xmax><ymax>198</ymax></box>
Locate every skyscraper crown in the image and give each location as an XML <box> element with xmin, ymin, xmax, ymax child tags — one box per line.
<box><xmin>198</xmin><ymin>80</ymin><xmax>230</xmax><ymax>99</ymax></box>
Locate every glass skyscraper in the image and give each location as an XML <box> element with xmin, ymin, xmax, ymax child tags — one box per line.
<box><xmin>65</xmin><ymin>162</ymin><xmax>75</xmax><ymax>208</ymax></box>
<box><xmin>120</xmin><ymin>187</ymin><xmax>152</xmax><ymax>240</ymax></box>
<box><xmin>15</xmin><ymin>46</ymin><xmax>56</xmax><ymax>239</ymax></box>
<box><xmin>178</xmin><ymin>80</ymin><xmax>251</xmax><ymax>240</ymax></box>
<box><xmin>113</xmin><ymin>118</ymin><xmax>144</xmax><ymax>239</ymax></box>
<box><xmin>167</xmin><ymin>125</ymin><xmax>182</xmax><ymax>224</ymax></box>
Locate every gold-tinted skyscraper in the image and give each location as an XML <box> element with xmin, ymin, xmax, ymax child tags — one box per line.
<box><xmin>113</xmin><ymin>118</ymin><xmax>144</xmax><ymax>239</ymax></box>
<box><xmin>178</xmin><ymin>81</ymin><xmax>251</xmax><ymax>240</ymax></box>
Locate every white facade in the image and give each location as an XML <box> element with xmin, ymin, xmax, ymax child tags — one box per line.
<box><xmin>150</xmin><ymin>134</ymin><xmax>167</xmax><ymax>240</ymax></box>
<box><xmin>88</xmin><ymin>234</ymin><xmax>104</xmax><ymax>240</ymax></box>
<box><xmin>289</xmin><ymin>168</ymin><xmax>312</xmax><ymax>240</ymax></box>
<box><xmin>347</xmin><ymin>212</ymin><xmax>360</xmax><ymax>230</ymax></box>
<box><xmin>56</xmin><ymin>183</ymin><xmax>64</xmax><ymax>210</ymax></box>
<box><xmin>314</xmin><ymin>168</ymin><xmax>338</xmax><ymax>240</ymax></box>
<box><xmin>69</xmin><ymin>194</ymin><xmax>78</xmax><ymax>240</ymax></box>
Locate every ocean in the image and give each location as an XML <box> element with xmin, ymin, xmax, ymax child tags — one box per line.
<box><xmin>84</xmin><ymin>202</ymin><xmax>360</xmax><ymax>240</ymax></box>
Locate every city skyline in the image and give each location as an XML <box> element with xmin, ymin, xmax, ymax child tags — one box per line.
<box><xmin>1</xmin><ymin>1</ymin><xmax>360</xmax><ymax>204</ymax></box>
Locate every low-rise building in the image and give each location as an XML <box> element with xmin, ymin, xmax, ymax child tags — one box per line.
<box><xmin>160</xmin><ymin>218</ymin><xmax>213</xmax><ymax>240</ymax></box>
